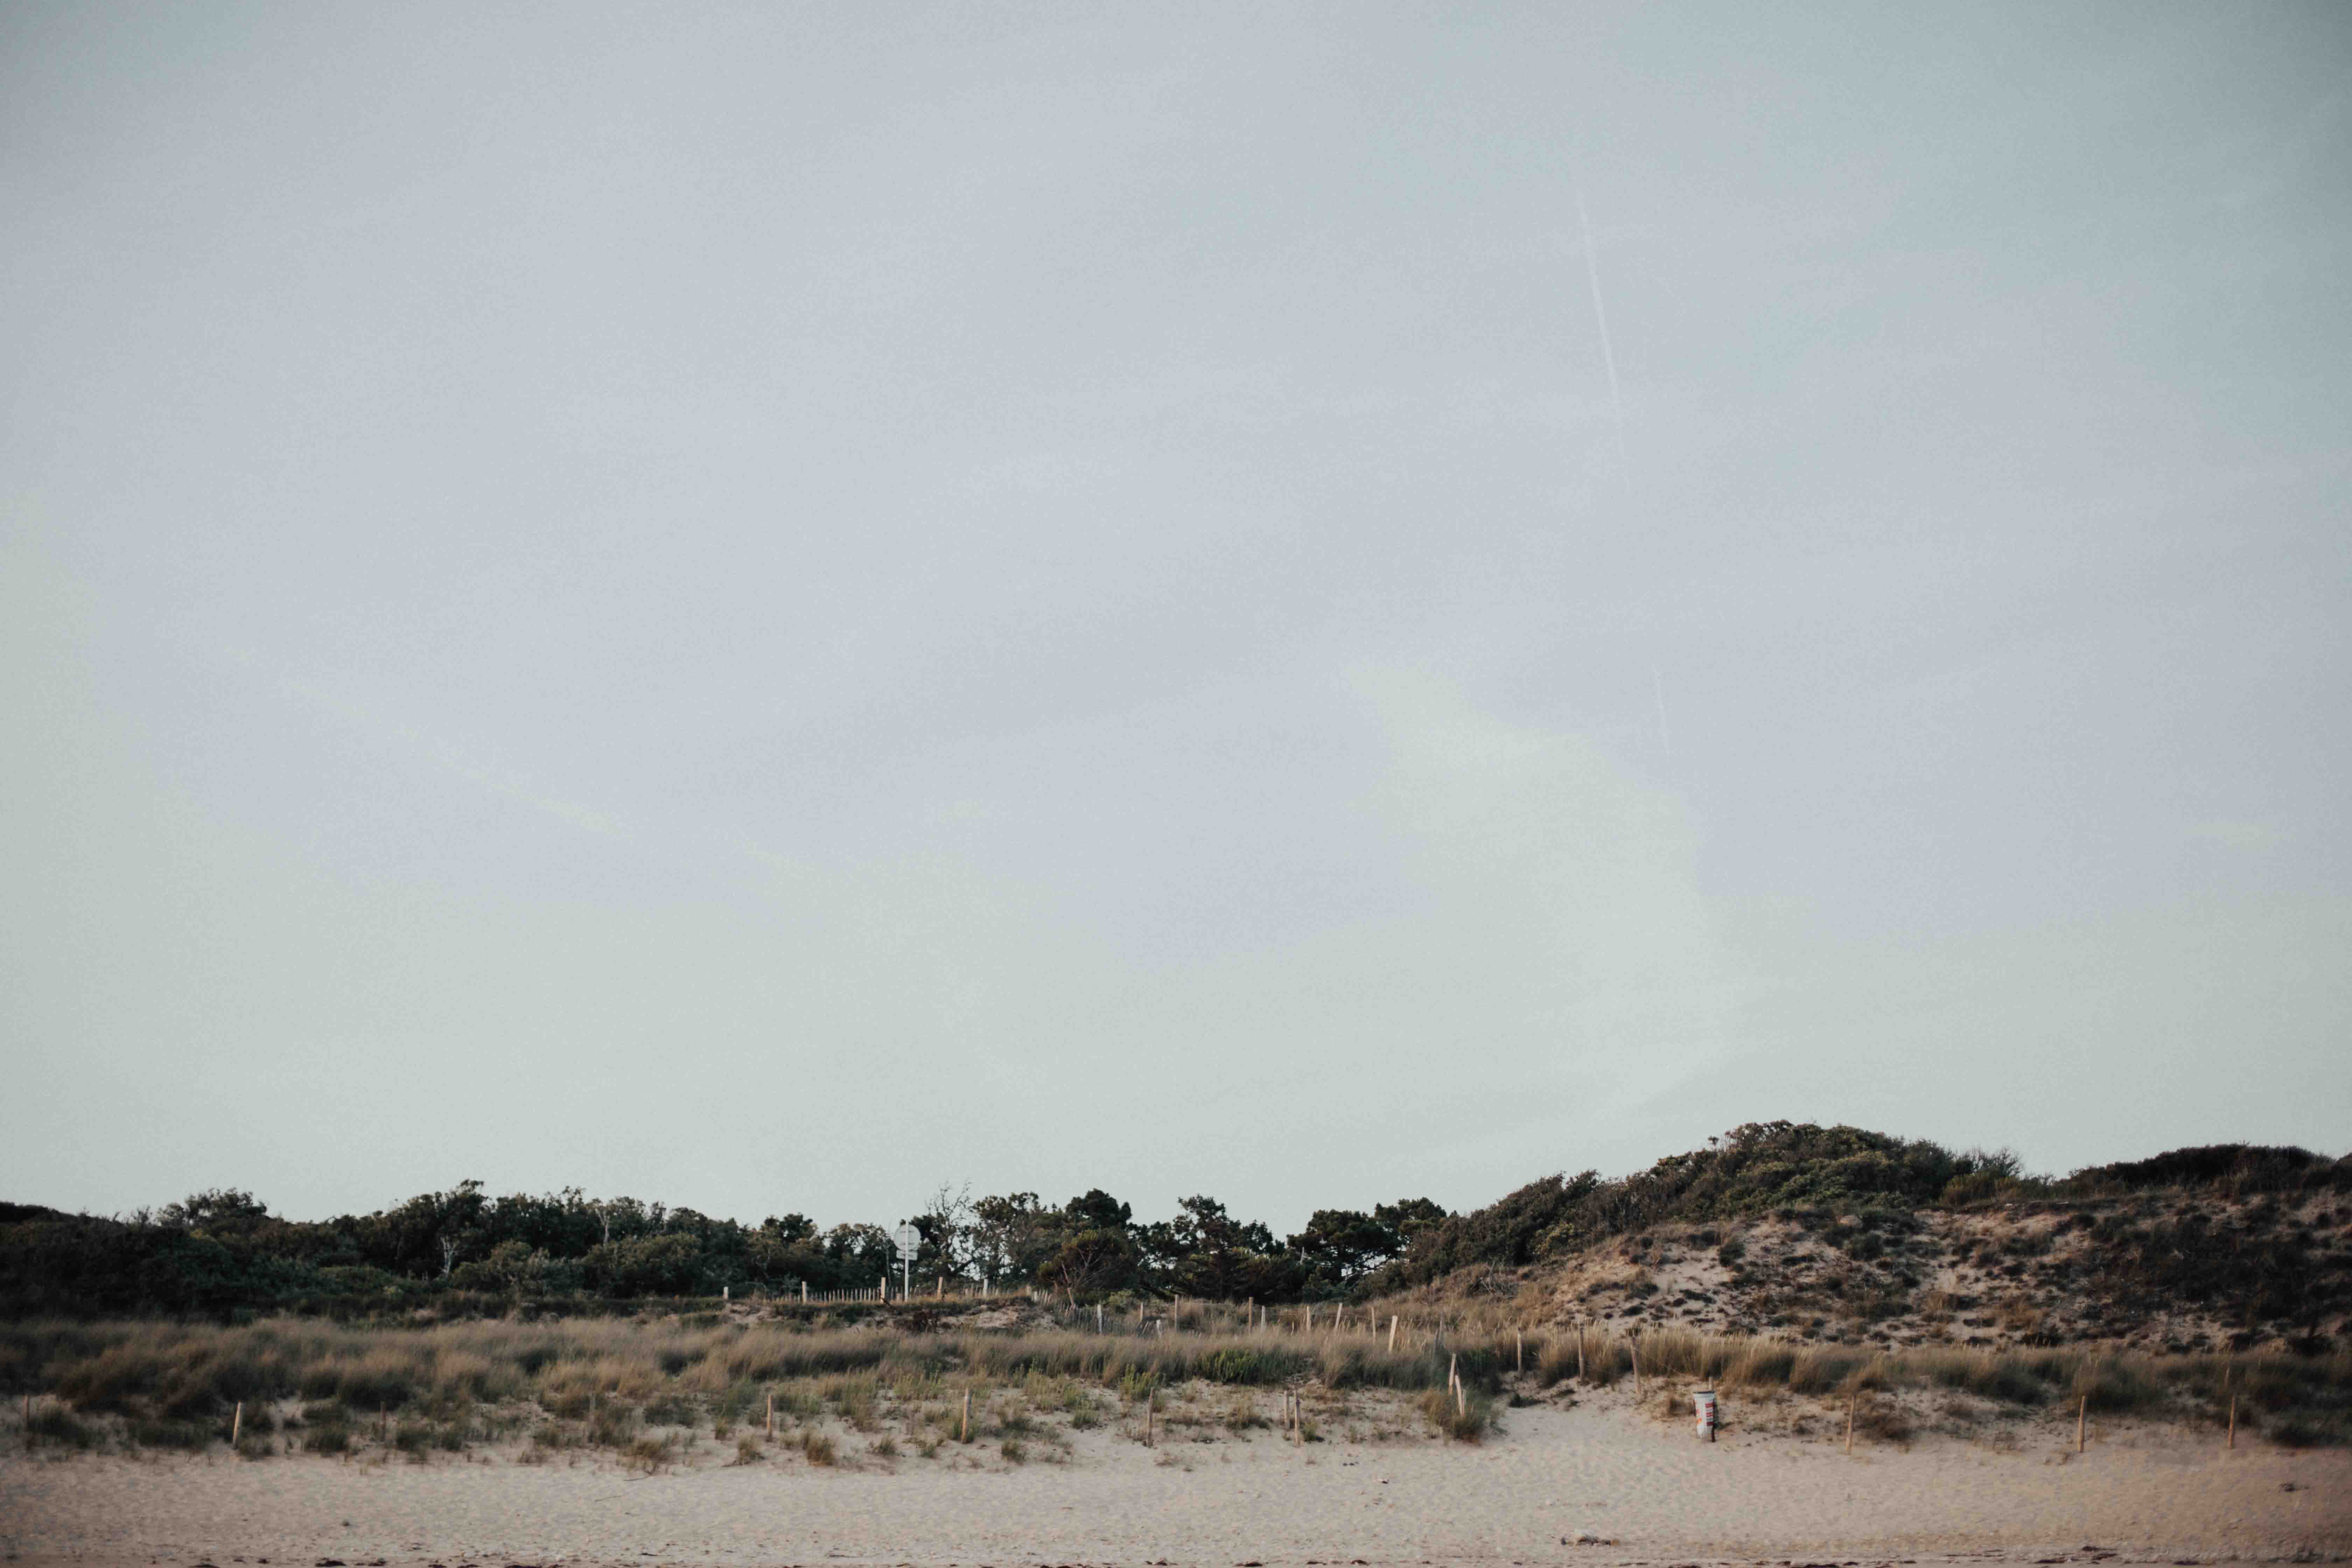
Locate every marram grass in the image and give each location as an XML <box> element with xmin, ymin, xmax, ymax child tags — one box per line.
<box><xmin>4</xmin><ymin>1314</ymin><xmax>2345</xmax><ymax>1450</ymax></box>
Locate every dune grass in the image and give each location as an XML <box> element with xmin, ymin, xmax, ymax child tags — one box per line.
<box><xmin>4</xmin><ymin>1312</ymin><xmax>2345</xmax><ymax>1456</ymax></box>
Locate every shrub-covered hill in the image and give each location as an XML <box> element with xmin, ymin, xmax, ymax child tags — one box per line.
<box><xmin>1368</xmin><ymin>1122</ymin><xmax>2352</xmax><ymax>1353</ymax></box>
<box><xmin>5</xmin><ymin>1123</ymin><xmax>2343</xmax><ymax>1344</ymax></box>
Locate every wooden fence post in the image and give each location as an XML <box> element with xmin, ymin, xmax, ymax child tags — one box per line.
<box><xmin>961</xmin><ymin>1389</ymin><xmax>971</xmax><ymax>1443</ymax></box>
<box><xmin>2076</xmin><ymin>1394</ymin><xmax>2086</xmax><ymax>1454</ymax></box>
<box><xmin>1844</xmin><ymin>1393</ymin><xmax>1854</xmax><ymax>1455</ymax></box>
<box><xmin>1575</xmin><ymin>1321</ymin><xmax>1586</xmax><ymax>1381</ymax></box>
<box><xmin>1515</xmin><ymin>1328</ymin><xmax>1523</xmax><ymax>1372</ymax></box>
<box><xmin>231</xmin><ymin>1402</ymin><xmax>242</xmax><ymax>1446</ymax></box>
<box><xmin>766</xmin><ymin>1393</ymin><xmax>774</xmax><ymax>1438</ymax></box>
<box><xmin>1387</xmin><ymin>1314</ymin><xmax>1398</xmax><ymax>1353</ymax></box>
<box><xmin>2227</xmin><ymin>1393</ymin><xmax>2236</xmax><ymax>1450</ymax></box>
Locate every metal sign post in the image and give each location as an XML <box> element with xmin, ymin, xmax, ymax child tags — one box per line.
<box><xmin>892</xmin><ymin>1223</ymin><xmax>920</xmax><ymax>1300</ymax></box>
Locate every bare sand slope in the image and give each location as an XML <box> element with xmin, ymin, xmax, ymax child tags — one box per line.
<box><xmin>5</xmin><ymin>1407</ymin><xmax>2345</xmax><ymax>1566</ymax></box>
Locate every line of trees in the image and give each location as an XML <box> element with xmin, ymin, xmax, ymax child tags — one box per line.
<box><xmin>15</xmin><ymin>1124</ymin><xmax>2329</xmax><ymax>1320</ymax></box>
<box><xmin>0</xmin><ymin>1182</ymin><xmax>1447</xmax><ymax>1317</ymax></box>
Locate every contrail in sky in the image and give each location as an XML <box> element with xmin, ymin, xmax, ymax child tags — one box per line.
<box><xmin>1574</xmin><ymin>181</ymin><xmax>1665</xmax><ymax>756</ymax></box>
<box><xmin>1573</xmin><ymin>183</ymin><xmax>1628</xmax><ymax>464</ymax></box>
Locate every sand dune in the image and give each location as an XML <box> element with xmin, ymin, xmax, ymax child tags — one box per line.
<box><xmin>5</xmin><ymin>1396</ymin><xmax>2345</xmax><ymax>1566</ymax></box>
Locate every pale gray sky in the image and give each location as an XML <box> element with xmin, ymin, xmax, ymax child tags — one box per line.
<box><xmin>4</xmin><ymin>2</ymin><xmax>2347</xmax><ymax>1230</ymax></box>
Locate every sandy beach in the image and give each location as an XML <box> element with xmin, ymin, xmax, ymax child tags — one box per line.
<box><xmin>6</xmin><ymin>1399</ymin><xmax>2345</xmax><ymax>1567</ymax></box>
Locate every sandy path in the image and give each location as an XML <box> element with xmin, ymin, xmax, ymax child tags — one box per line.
<box><xmin>4</xmin><ymin>1406</ymin><xmax>2344</xmax><ymax>1565</ymax></box>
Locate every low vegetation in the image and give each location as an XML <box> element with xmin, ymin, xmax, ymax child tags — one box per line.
<box><xmin>3</xmin><ymin>1309</ymin><xmax>2345</xmax><ymax>1462</ymax></box>
<box><xmin>1370</xmin><ymin>1122</ymin><xmax>2351</xmax><ymax>1292</ymax></box>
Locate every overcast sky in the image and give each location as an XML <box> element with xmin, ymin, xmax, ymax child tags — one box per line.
<box><xmin>4</xmin><ymin>2</ymin><xmax>2347</xmax><ymax>1233</ymax></box>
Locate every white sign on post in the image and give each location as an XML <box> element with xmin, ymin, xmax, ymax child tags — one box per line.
<box><xmin>891</xmin><ymin>1224</ymin><xmax>920</xmax><ymax>1300</ymax></box>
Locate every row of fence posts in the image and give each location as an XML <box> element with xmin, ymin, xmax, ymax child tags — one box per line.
<box><xmin>741</xmin><ymin>1276</ymin><xmax>1021</xmax><ymax>1304</ymax></box>
<box><xmin>1</xmin><ymin>1289</ymin><xmax>2254</xmax><ymax>1465</ymax></box>
<box><xmin>747</xmin><ymin>1287</ymin><xmax>2241</xmax><ymax>1465</ymax></box>
<box><xmin>0</xmin><ymin>1338</ymin><xmax>2266</xmax><ymax>1461</ymax></box>
<box><xmin>956</xmin><ymin>1308</ymin><xmax>2250</xmax><ymax>1461</ymax></box>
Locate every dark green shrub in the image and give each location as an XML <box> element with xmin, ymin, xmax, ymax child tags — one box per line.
<box><xmin>2269</xmin><ymin>1416</ymin><xmax>2344</xmax><ymax>1448</ymax></box>
<box><xmin>1193</xmin><ymin>1346</ymin><xmax>1300</xmax><ymax>1385</ymax></box>
<box><xmin>2076</xmin><ymin>1360</ymin><xmax>2159</xmax><ymax>1413</ymax></box>
<box><xmin>1417</xmin><ymin>1387</ymin><xmax>1494</xmax><ymax>1442</ymax></box>
<box><xmin>643</xmin><ymin>1392</ymin><xmax>699</xmax><ymax>1426</ymax></box>
<box><xmin>27</xmin><ymin>1405</ymin><xmax>97</xmax><ymax>1448</ymax></box>
<box><xmin>1851</xmin><ymin>1393</ymin><xmax>1912</xmax><ymax>1444</ymax></box>
<box><xmin>2069</xmin><ymin>1145</ymin><xmax>2348</xmax><ymax>1199</ymax></box>
<box><xmin>582</xmin><ymin>1234</ymin><xmax>707</xmax><ymax>1297</ymax></box>
<box><xmin>1973</xmin><ymin>1359</ymin><xmax>2047</xmax><ymax>1405</ymax></box>
<box><xmin>128</xmin><ymin>1418</ymin><xmax>208</xmax><ymax>1449</ymax></box>
<box><xmin>333</xmin><ymin>1364</ymin><xmax>414</xmax><ymax>1409</ymax></box>
<box><xmin>53</xmin><ymin>1344</ymin><xmax>165</xmax><ymax>1413</ymax></box>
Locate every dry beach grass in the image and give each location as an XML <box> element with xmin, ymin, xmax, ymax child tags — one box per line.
<box><xmin>7</xmin><ymin>1307</ymin><xmax>2350</xmax><ymax>1455</ymax></box>
<box><xmin>4</xmin><ymin>1308</ymin><xmax>2350</xmax><ymax>1561</ymax></box>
